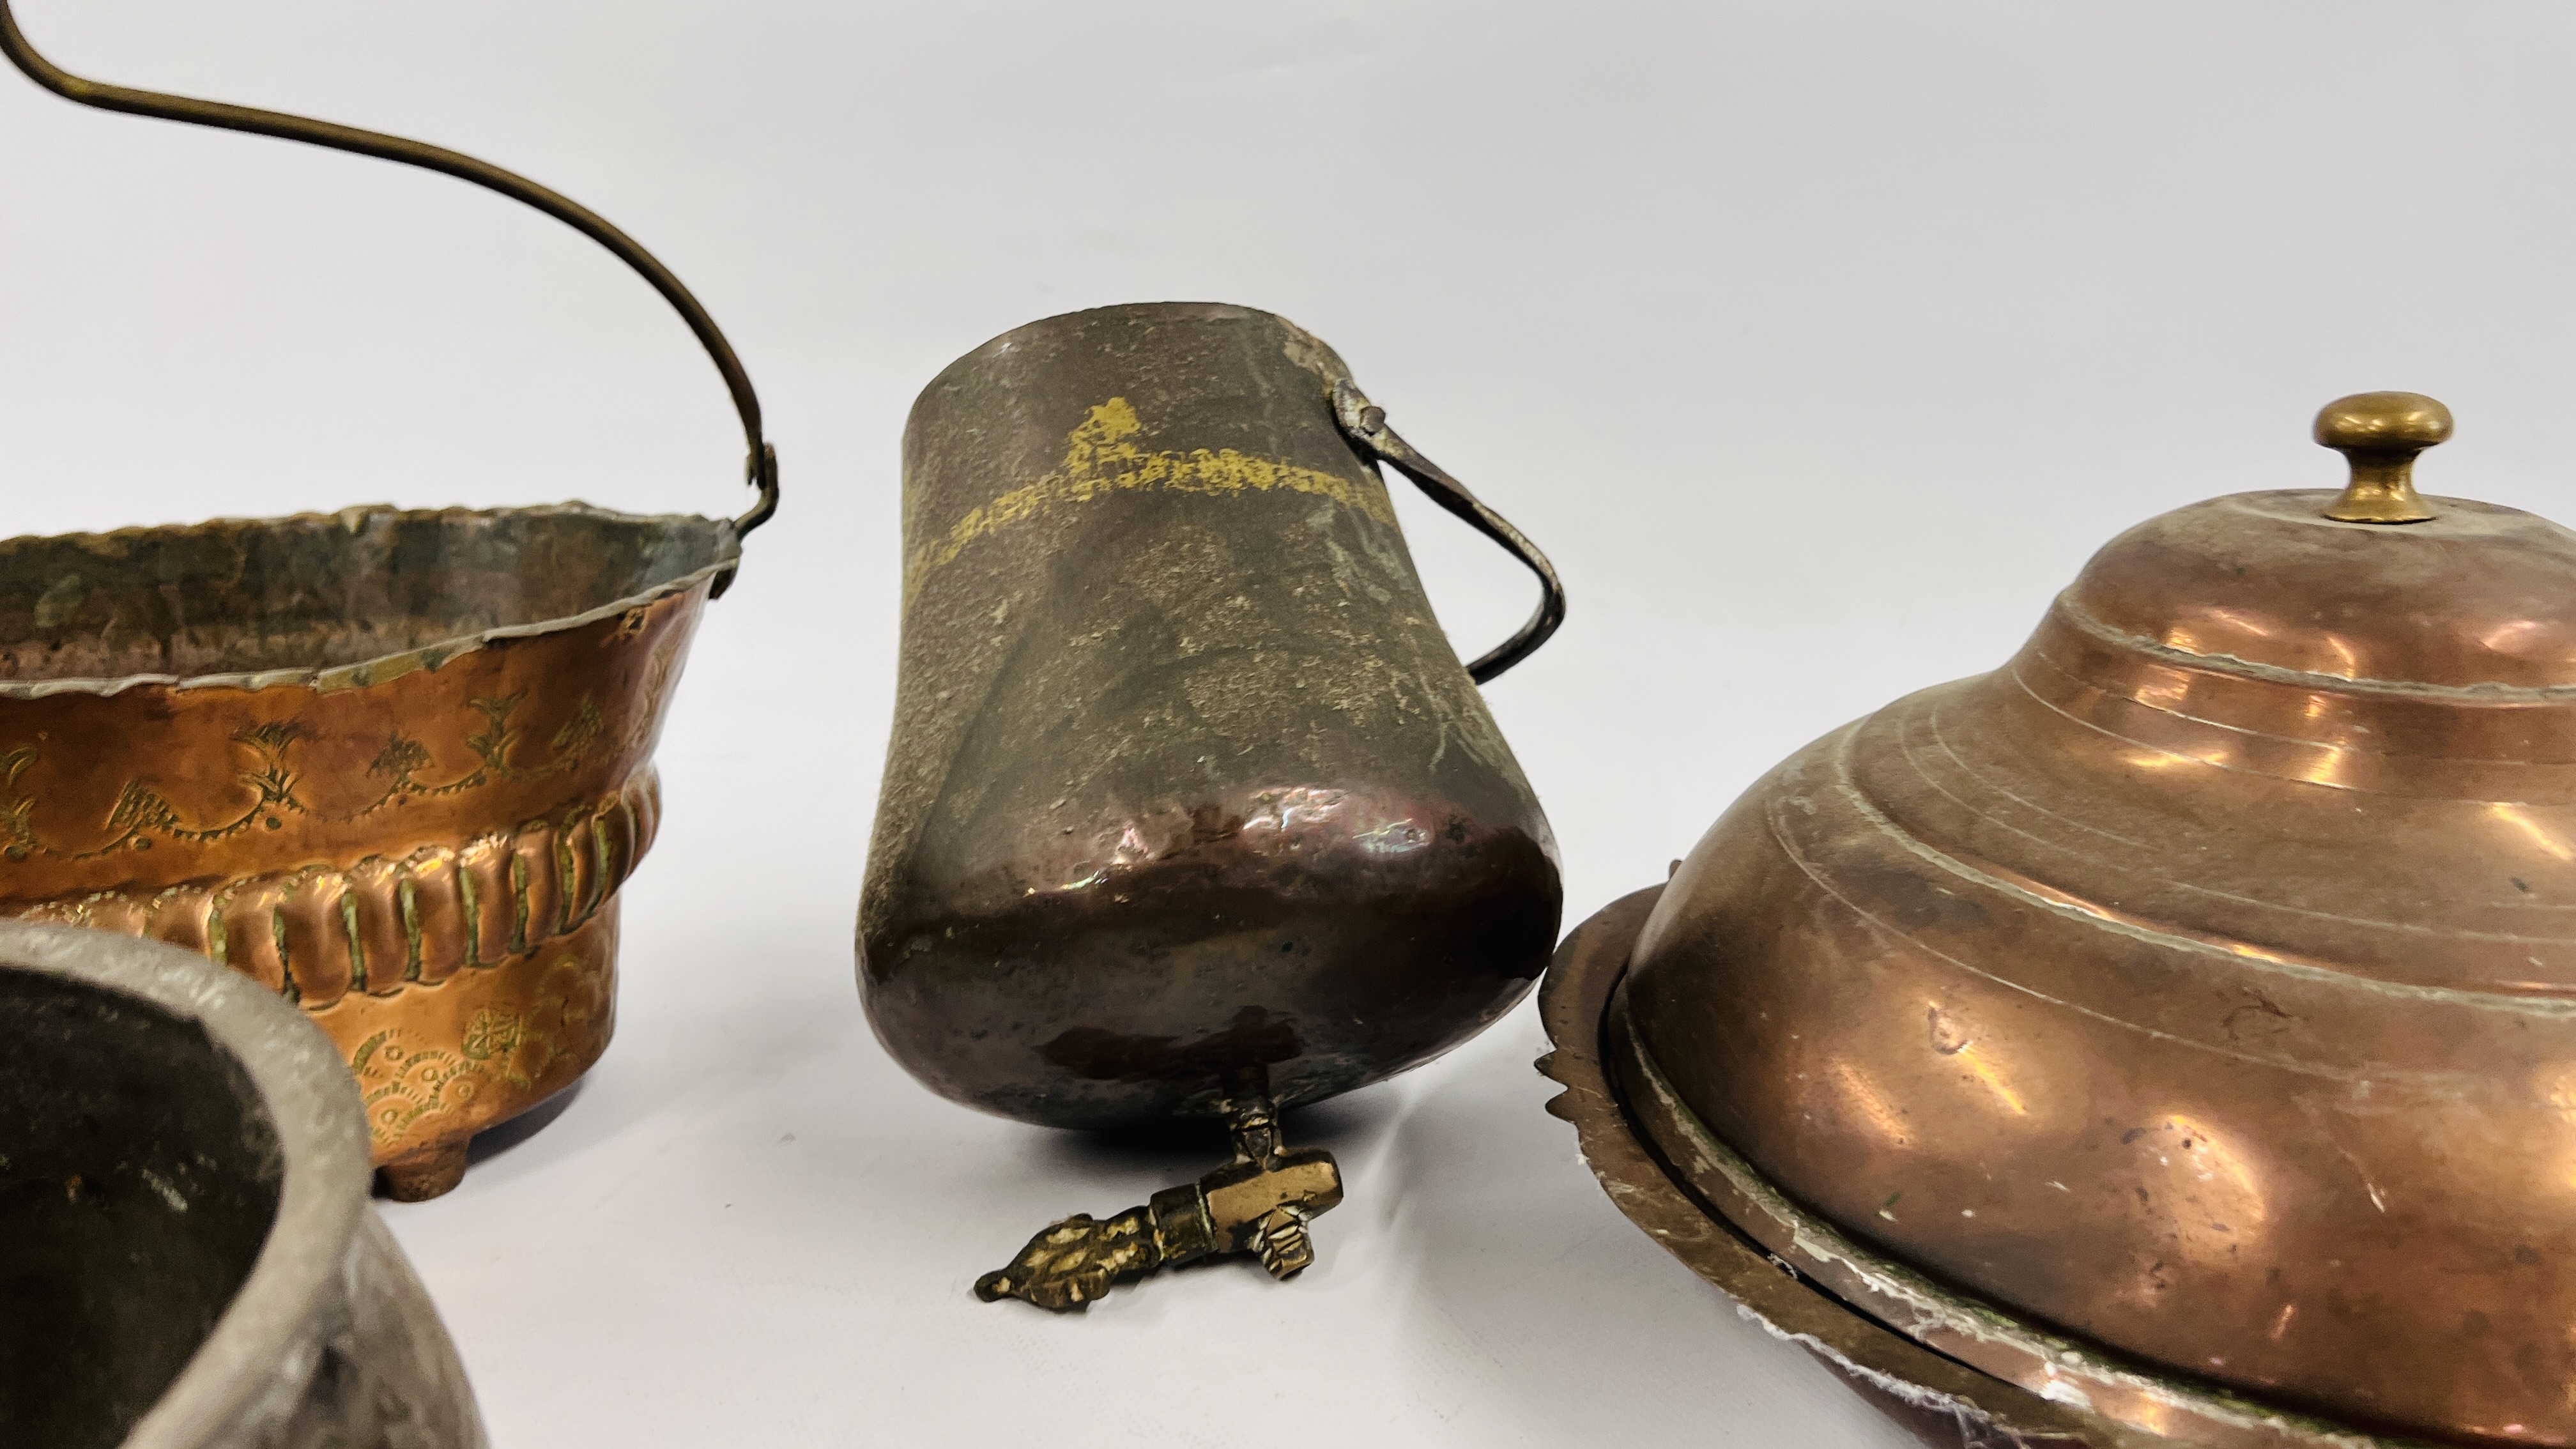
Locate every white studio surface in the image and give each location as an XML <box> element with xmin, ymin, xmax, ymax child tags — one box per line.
<box><xmin>5</xmin><ymin>3</ymin><xmax>2575</xmax><ymax>1445</ymax></box>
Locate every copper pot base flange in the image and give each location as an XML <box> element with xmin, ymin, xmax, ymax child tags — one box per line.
<box><xmin>1539</xmin><ymin>887</ymin><xmax>2435</xmax><ymax>1449</ymax></box>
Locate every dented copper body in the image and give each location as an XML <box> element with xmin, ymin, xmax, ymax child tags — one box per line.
<box><xmin>861</xmin><ymin>303</ymin><xmax>1565</xmax><ymax>1302</ymax></box>
<box><xmin>1581</xmin><ymin>394</ymin><xmax>2576</xmax><ymax>1445</ymax></box>
<box><xmin>861</xmin><ymin>303</ymin><xmax>1563</xmax><ymax>1132</ymax></box>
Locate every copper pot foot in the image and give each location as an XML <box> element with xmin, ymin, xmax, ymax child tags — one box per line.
<box><xmin>376</xmin><ymin>1140</ymin><xmax>471</xmax><ymax>1202</ymax></box>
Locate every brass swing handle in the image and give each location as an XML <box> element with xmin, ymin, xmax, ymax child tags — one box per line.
<box><xmin>0</xmin><ymin>1</ymin><xmax>779</xmax><ymax>550</ymax></box>
<box><xmin>1331</xmin><ymin>379</ymin><xmax>1566</xmax><ymax>684</ymax></box>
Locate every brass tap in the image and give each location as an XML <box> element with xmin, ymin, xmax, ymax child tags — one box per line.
<box><xmin>974</xmin><ymin>1087</ymin><xmax>1344</xmax><ymax>1312</ymax></box>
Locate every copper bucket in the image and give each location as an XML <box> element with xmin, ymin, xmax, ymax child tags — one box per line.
<box><xmin>1</xmin><ymin>5</ymin><xmax>778</xmax><ymax>1199</ymax></box>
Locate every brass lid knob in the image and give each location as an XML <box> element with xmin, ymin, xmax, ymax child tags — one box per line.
<box><xmin>2316</xmin><ymin>391</ymin><xmax>2451</xmax><ymax>523</ymax></box>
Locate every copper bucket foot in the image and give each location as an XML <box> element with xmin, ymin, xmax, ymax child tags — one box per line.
<box><xmin>378</xmin><ymin>1141</ymin><xmax>473</xmax><ymax>1203</ymax></box>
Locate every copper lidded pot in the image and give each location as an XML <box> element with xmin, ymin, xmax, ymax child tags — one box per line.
<box><xmin>0</xmin><ymin>4</ymin><xmax>778</xmax><ymax>1199</ymax></box>
<box><xmin>1551</xmin><ymin>392</ymin><xmax>2576</xmax><ymax>1446</ymax></box>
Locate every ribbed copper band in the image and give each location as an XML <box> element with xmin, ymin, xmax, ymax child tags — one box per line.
<box><xmin>0</xmin><ymin>767</ymin><xmax>659</xmax><ymax>1008</ymax></box>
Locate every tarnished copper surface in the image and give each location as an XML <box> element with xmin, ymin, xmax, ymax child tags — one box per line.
<box><xmin>1542</xmin><ymin>887</ymin><xmax>2425</xmax><ymax>1449</ymax></box>
<box><xmin>1549</xmin><ymin>889</ymin><xmax>2166</xmax><ymax>1449</ymax></box>
<box><xmin>860</xmin><ymin>302</ymin><xmax>1563</xmax><ymax>1300</ymax></box>
<box><xmin>860</xmin><ymin>303</ymin><xmax>1561</xmax><ymax>1133</ymax></box>
<box><xmin>1623</xmin><ymin>395</ymin><xmax>2576</xmax><ymax>1443</ymax></box>
<box><xmin>0</xmin><ymin>506</ymin><xmax>726</xmax><ymax>1196</ymax></box>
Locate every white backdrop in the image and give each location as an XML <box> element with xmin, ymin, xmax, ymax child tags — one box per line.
<box><xmin>6</xmin><ymin>3</ymin><xmax>2575</xmax><ymax>1445</ymax></box>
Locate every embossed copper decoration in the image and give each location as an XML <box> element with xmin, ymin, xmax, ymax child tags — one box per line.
<box><xmin>3</xmin><ymin>3</ymin><xmax>774</xmax><ymax>1199</ymax></box>
<box><xmin>861</xmin><ymin>302</ymin><xmax>1564</xmax><ymax>1307</ymax></box>
<box><xmin>1554</xmin><ymin>394</ymin><xmax>2576</xmax><ymax>1446</ymax></box>
<box><xmin>2</xmin><ymin>919</ymin><xmax>484</xmax><ymax>1448</ymax></box>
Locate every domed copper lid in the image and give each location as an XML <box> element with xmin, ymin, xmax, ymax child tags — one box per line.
<box><xmin>2083</xmin><ymin>393</ymin><xmax>2573</xmax><ymax>694</ymax></box>
<box><xmin>1623</xmin><ymin>394</ymin><xmax>2576</xmax><ymax>1445</ymax></box>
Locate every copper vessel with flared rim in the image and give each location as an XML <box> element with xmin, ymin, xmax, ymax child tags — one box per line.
<box><xmin>0</xmin><ymin>2</ymin><xmax>776</xmax><ymax>1199</ymax></box>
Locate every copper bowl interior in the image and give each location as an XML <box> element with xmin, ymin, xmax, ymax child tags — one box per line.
<box><xmin>0</xmin><ymin>966</ymin><xmax>283</xmax><ymax>1449</ymax></box>
<box><xmin>0</xmin><ymin>505</ymin><xmax>735</xmax><ymax>684</ymax></box>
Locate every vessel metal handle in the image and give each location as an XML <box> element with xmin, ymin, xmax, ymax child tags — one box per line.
<box><xmin>0</xmin><ymin>1</ymin><xmax>779</xmax><ymax>565</ymax></box>
<box><xmin>1332</xmin><ymin>380</ymin><xmax>1566</xmax><ymax>683</ymax></box>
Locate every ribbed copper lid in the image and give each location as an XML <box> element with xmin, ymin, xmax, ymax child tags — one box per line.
<box><xmin>1612</xmin><ymin>392</ymin><xmax>2576</xmax><ymax>1444</ymax></box>
<box><xmin>2066</xmin><ymin>393</ymin><xmax>2576</xmax><ymax>693</ymax></box>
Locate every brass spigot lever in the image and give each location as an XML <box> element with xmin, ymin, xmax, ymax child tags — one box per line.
<box><xmin>974</xmin><ymin>1092</ymin><xmax>1344</xmax><ymax>1312</ymax></box>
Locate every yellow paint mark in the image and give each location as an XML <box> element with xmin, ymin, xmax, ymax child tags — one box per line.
<box><xmin>2492</xmin><ymin>802</ymin><xmax>2576</xmax><ymax>864</ymax></box>
<box><xmin>903</xmin><ymin>397</ymin><xmax>1395</xmax><ymax>609</ymax></box>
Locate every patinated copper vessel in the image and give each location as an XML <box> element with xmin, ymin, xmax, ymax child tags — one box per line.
<box><xmin>1</xmin><ymin>918</ymin><xmax>483</xmax><ymax>1448</ymax></box>
<box><xmin>3</xmin><ymin>2</ymin><xmax>776</xmax><ymax>1199</ymax></box>
<box><xmin>861</xmin><ymin>302</ymin><xmax>1564</xmax><ymax>1305</ymax></box>
<box><xmin>1552</xmin><ymin>394</ymin><xmax>2576</xmax><ymax>1446</ymax></box>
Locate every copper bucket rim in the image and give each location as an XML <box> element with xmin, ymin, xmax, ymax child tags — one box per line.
<box><xmin>0</xmin><ymin>502</ymin><xmax>742</xmax><ymax>700</ymax></box>
<box><xmin>946</xmin><ymin>299</ymin><xmax>1342</xmax><ymax>364</ymax></box>
<box><xmin>1539</xmin><ymin>885</ymin><xmax>2435</xmax><ymax>1449</ymax></box>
